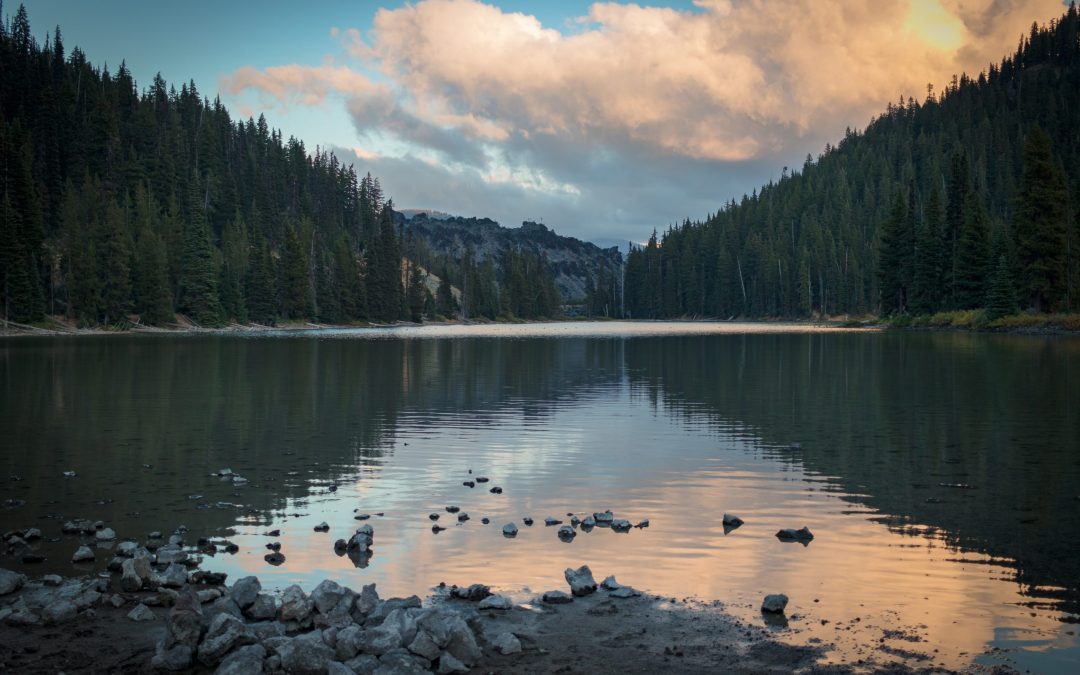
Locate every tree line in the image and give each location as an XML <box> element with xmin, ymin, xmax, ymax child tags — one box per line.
<box><xmin>624</xmin><ymin>5</ymin><xmax>1080</xmax><ymax>320</ymax></box>
<box><xmin>0</xmin><ymin>4</ymin><xmax>564</xmax><ymax>328</ymax></box>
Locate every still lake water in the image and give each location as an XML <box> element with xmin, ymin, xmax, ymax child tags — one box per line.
<box><xmin>2</xmin><ymin>322</ymin><xmax>1079</xmax><ymax>672</ymax></box>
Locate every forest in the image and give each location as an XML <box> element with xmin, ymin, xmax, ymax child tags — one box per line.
<box><xmin>624</xmin><ymin>5</ymin><xmax>1080</xmax><ymax>322</ymax></box>
<box><xmin>0</xmin><ymin>4</ymin><xmax>561</xmax><ymax>328</ymax></box>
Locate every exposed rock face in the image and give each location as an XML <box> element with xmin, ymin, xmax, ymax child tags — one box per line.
<box><xmin>564</xmin><ymin>565</ymin><xmax>598</xmax><ymax>596</ymax></box>
<box><xmin>400</xmin><ymin>212</ymin><xmax>623</xmax><ymax>302</ymax></box>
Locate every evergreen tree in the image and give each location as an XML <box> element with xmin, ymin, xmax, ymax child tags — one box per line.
<box><xmin>1013</xmin><ymin>126</ymin><xmax>1068</xmax><ymax>312</ymax></box>
<box><xmin>219</xmin><ymin>212</ymin><xmax>249</xmax><ymax>322</ymax></box>
<box><xmin>435</xmin><ymin>268</ymin><xmax>457</xmax><ymax>318</ymax></box>
<box><xmin>281</xmin><ymin>224</ymin><xmax>313</xmax><ymax>319</ymax></box>
<box><xmin>985</xmin><ymin>254</ymin><xmax>1018</xmax><ymax>319</ymax></box>
<box><xmin>178</xmin><ymin>182</ymin><xmax>222</xmax><ymax>326</ymax></box>
<box><xmin>953</xmin><ymin>191</ymin><xmax>991</xmax><ymax>308</ymax></box>
<box><xmin>97</xmin><ymin>198</ymin><xmax>132</xmax><ymax>325</ymax></box>
<box><xmin>132</xmin><ymin>223</ymin><xmax>173</xmax><ymax>325</ymax></box>
<box><xmin>911</xmin><ymin>183</ymin><xmax>945</xmax><ymax>314</ymax></box>
<box><xmin>407</xmin><ymin>261</ymin><xmax>426</xmax><ymax>322</ymax></box>
<box><xmin>877</xmin><ymin>191</ymin><xmax>911</xmax><ymax>315</ymax></box>
<box><xmin>0</xmin><ymin>193</ymin><xmax>42</xmax><ymax>323</ymax></box>
<box><xmin>245</xmin><ymin>241</ymin><xmax>277</xmax><ymax>325</ymax></box>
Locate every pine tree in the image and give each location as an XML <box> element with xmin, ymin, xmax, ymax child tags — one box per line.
<box><xmin>877</xmin><ymin>190</ymin><xmax>911</xmax><ymax>315</ymax></box>
<box><xmin>1013</xmin><ymin>126</ymin><xmax>1068</xmax><ymax>312</ymax></box>
<box><xmin>219</xmin><ymin>212</ymin><xmax>249</xmax><ymax>322</ymax></box>
<box><xmin>985</xmin><ymin>254</ymin><xmax>1018</xmax><ymax>319</ymax></box>
<box><xmin>178</xmin><ymin>182</ymin><xmax>222</xmax><ymax>326</ymax></box>
<box><xmin>281</xmin><ymin>224</ymin><xmax>313</xmax><ymax>319</ymax></box>
<box><xmin>407</xmin><ymin>261</ymin><xmax>426</xmax><ymax>322</ymax></box>
<box><xmin>953</xmin><ymin>191</ymin><xmax>991</xmax><ymax>309</ymax></box>
<box><xmin>911</xmin><ymin>183</ymin><xmax>945</xmax><ymax>314</ymax></box>
<box><xmin>436</xmin><ymin>267</ymin><xmax>457</xmax><ymax>318</ymax></box>
<box><xmin>245</xmin><ymin>241</ymin><xmax>277</xmax><ymax>325</ymax></box>
<box><xmin>0</xmin><ymin>193</ymin><xmax>42</xmax><ymax>323</ymax></box>
<box><xmin>132</xmin><ymin>223</ymin><xmax>173</xmax><ymax>325</ymax></box>
<box><xmin>97</xmin><ymin>198</ymin><xmax>132</xmax><ymax>325</ymax></box>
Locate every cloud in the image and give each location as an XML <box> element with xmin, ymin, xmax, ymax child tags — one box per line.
<box><xmin>220</xmin><ymin>0</ymin><xmax>1065</xmax><ymax>242</ymax></box>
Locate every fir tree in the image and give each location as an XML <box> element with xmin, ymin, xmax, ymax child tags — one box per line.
<box><xmin>281</xmin><ymin>224</ymin><xmax>314</xmax><ymax>319</ymax></box>
<box><xmin>985</xmin><ymin>254</ymin><xmax>1018</xmax><ymax>319</ymax></box>
<box><xmin>877</xmin><ymin>190</ymin><xmax>911</xmax><ymax>315</ymax></box>
<box><xmin>97</xmin><ymin>198</ymin><xmax>132</xmax><ymax>325</ymax></box>
<box><xmin>953</xmin><ymin>191</ymin><xmax>991</xmax><ymax>309</ymax></box>
<box><xmin>245</xmin><ymin>241</ymin><xmax>277</xmax><ymax>325</ymax></box>
<box><xmin>178</xmin><ymin>182</ymin><xmax>222</xmax><ymax>326</ymax></box>
<box><xmin>1013</xmin><ymin>126</ymin><xmax>1068</xmax><ymax>312</ymax></box>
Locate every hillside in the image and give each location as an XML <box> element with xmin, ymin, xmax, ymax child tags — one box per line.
<box><xmin>624</xmin><ymin>5</ymin><xmax>1080</xmax><ymax>321</ymax></box>
<box><xmin>401</xmin><ymin>212</ymin><xmax>623</xmax><ymax>303</ymax></box>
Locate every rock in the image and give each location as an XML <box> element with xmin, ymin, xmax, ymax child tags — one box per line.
<box><xmin>416</xmin><ymin>609</ymin><xmax>480</xmax><ymax>666</ymax></box>
<box><xmin>203</xmin><ymin>596</ymin><xmax>243</xmax><ymax>624</ymax></box>
<box><xmin>761</xmin><ymin>594</ymin><xmax>789</xmax><ymax>614</ymax></box>
<box><xmin>457</xmin><ymin>512</ymin><xmax>469</xmax><ymax>522</ymax></box>
<box><xmin>23</xmin><ymin>528</ymin><xmax>42</xmax><ymax>540</ymax></box>
<box><xmin>264</xmin><ymin>551</ymin><xmax>286</xmax><ymax>565</ymax></box>
<box><xmin>522</xmin><ymin>517</ymin><xmax>534</xmax><ymax>526</ymax></box>
<box><xmin>62</xmin><ymin>470</ymin><xmax>77</xmax><ymax>477</ymax></box>
<box><xmin>609</xmin><ymin>586</ymin><xmax>640</xmax><ymax>598</ymax></box>
<box><xmin>635</xmin><ymin>519</ymin><xmax>650</xmax><ymax>528</ymax></box>
<box><xmin>197</xmin><ymin>589</ymin><xmax>222</xmax><ymax>604</ymax></box>
<box><xmin>72</xmin><ymin>545</ymin><xmax>95</xmax><ymax>562</ymax></box>
<box><xmin>478</xmin><ymin>594</ymin><xmax>512</xmax><ymax>610</ymax></box>
<box><xmin>95</xmin><ymin>527</ymin><xmax>117</xmax><ymax>541</ymax></box>
<box><xmin>431</xmin><ymin>525</ymin><xmax>446</xmax><ymax>533</ymax></box>
<box><xmin>42</xmin><ymin>574</ymin><xmax>62</xmax><ymax>587</ymax></box>
<box><xmin>345</xmin><ymin>654</ymin><xmax>380</xmax><ymax>675</ymax></box>
<box><xmin>42</xmin><ymin>599</ymin><xmax>79</xmax><ymax>624</ymax></box>
<box><xmin>611</xmin><ymin>519</ymin><xmax>632</xmax><ymax>532</ymax></box>
<box><xmin>162</xmin><ymin>563</ymin><xmax>188</xmax><ymax>588</ymax></box>
<box><xmin>152</xmin><ymin>644</ymin><xmax>194</xmax><ymax>671</ymax></box>
<box><xmin>354</xmin><ymin>513</ymin><xmax>371</xmax><ymax>521</ymax></box>
<box><xmin>775</xmin><ymin>527</ymin><xmax>814</xmax><ymax>542</ymax></box>
<box><xmin>445</xmin><ymin>505</ymin><xmax>460</xmax><ymax>513</ymax></box>
<box><xmin>148</xmin><ymin>531</ymin><xmax>163</xmax><ymax>539</ymax></box>
<box><xmin>437</xmin><ymin>652</ymin><xmax>470</xmax><ymax>674</ymax></box>
<box><xmin>244</xmin><ymin>593</ymin><xmax>277</xmax><ymax>621</ymax></box>
<box><xmin>247</xmin><ymin>621</ymin><xmax>285</xmax><ymax>641</ymax></box>
<box><xmin>491</xmin><ymin>631</ymin><xmax>522</xmax><ymax>655</ymax></box>
<box><xmin>334</xmin><ymin>538</ymin><xmax>348</xmax><ymax>553</ymax></box>
<box><xmin>557</xmin><ymin>525</ymin><xmax>576</xmax><ymax>540</ymax></box>
<box><xmin>407</xmin><ymin>629</ymin><xmax>442</xmax><ymax>661</ymax></box>
<box><xmin>375</xmin><ymin>648</ymin><xmax>429</xmax><ymax>674</ymax></box>
<box><xmin>593</xmin><ymin>510</ymin><xmax>614</xmax><ymax>523</ymax></box>
<box><xmin>475</xmin><ymin>476</ymin><xmax>489</xmax><ymax>483</ymax></box>
<box><xmin>722</xmin><ymin>513</ymin><xmax>743</xmax><ymax>526</ymax></box>
<box><xmin>121</xmin><ymin>557</ymin><xmax>150</xmax><ymax>591</ymax></box>
<box><xmin>62</xmin><ymin>518</ymin><xmax>93</xmax><ymax>534</ymax></box>
<box><xmin>116</xmin><ymin>541</ymin><xmax>139</xmax><ymax>557</ymax></box>
<box><xmin>600</xmin><ymin>575</ymin><xmax>622</xmax><ymax>590</ymax></box>
<box><xmin>335</xmin><ymin>625</ymin><xmax>366</xmax><ymax>660</ymax></box>
<box><xmin>280</xmin><ymin>584</ymin><xmax>314</xmax><ymax>622</ymax></box>
<box><xmin>311</xmin><ymin>579</ymin><xmax>346</xmax><ymax>614</ymax></box>
<box><xmin>542</xmin><ymin>590</ymin><xmax>573</xmax><ymax>604</ymax></box>
<box><xmin>581</xmin><ymin>516</ymin><xmax>596</xmax><ymax>528</ymax></box>
<box><xmin>502</xmin><ymin>523</ymin><xmax>518</xmax><ymax>537</ymax></box>
<box><xmin>156</xmin><ymin>547</ymin><xmax>189</xmax><ymax>565</ymax></box>
<box><xmin>165</xmin><ymin>587</ymin><xmax>205</xmax><ymax>649</ymax></box>
<box><xmin>4</xmin><ymin>599</ymin><xmax>41</xmax><ymax>625</ymax></box>
<box><xmin>197</xmin><ymin>613</ymin><xmax>254</xmax><ymax>666</ymax></box>
<box><xmin>429</xmin><ymin>513</ymin><xmax>440</xmax><ymax>521</ymax></box>
<box><xmin>128</xmin><ymin>603</ymin><xmax>156</xmax><ymax>621</ymax></box>
<box><xmin>214</xmin><ymin>644</ymin><xmax>266</xmax><ymax>675</ymax></box>
<box><xmin>489</xmin><ymin>486</ymin><xmax>503</xmax><ymax>494</ymax></box>
<box><xmin>277</xmin><ymin>632</ymin><xmax>335</xmax><ymax>675</ymax></box>
<box><xmin>544</xmin><ymin>517</ymin><xmax>562</xmax><ymax>526</ymax></box>
<box><xmin>109</xmin><ymin>594</ymin><xmax>126</xmax><ymax>608</ymax></box>
<box><xmin>481</xmin><ymin>518</ymin><xmax>490</xmax><ymax>524</ymax></box>
<box><xmin>360</xmin><ymin>621</ymin><xmax>407</xmax><ymax>656</ymax></box>
<box><xmin>230</xmin><ymin>575</ymin><xmax>261</xmax><ymax>609</ymax></box>
<box><xmin>450</xmin><ymin>583</ymin><xmax>491</xmax><ymax>601</ymax></box>
<box><xmin>0</xmin><ymin>568</ymin><xmax>26</xmax><ymax>595</ymax></box>
<box><xmin>564</xmin><ymin>565</ymin><xmax>597</xmax><ymax>596</ymax></box>
<box><xmin>354</xmin><ymin>583</ymin><xmax>380</xmax><ymax>619</ymax></box>
<box><xmin>314</xmin><ymin>521</ymin><xmax>330</xmax><ymax>532</ymax></box>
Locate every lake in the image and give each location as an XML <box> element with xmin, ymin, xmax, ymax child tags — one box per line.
<box><xmin>2</xmin><ymin>322</ymin><xmax>1078</xmax><ymax>672</ymax></box>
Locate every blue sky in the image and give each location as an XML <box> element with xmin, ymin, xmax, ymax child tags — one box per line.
<box><xmin>17</xmin><ymin>0</ymin><xmax>1066</xmax><ymax>247</ymax></box>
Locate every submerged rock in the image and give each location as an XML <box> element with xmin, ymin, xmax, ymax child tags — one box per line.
<box><xmin>761</xmin><ymin>593</ymin><xmax>789</xmax><ymax>614</ymax></box>
<box><xmin>564</xmin><ymin>565</ymin><xmax>598</xmax><ymax>596</ymax></box>
<box><xmin>775</xmin><ymin>527</ymin><xmax>814</xmax><ymax>542</ymax></box>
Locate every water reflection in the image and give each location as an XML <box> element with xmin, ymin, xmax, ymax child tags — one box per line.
<box><xmin>1</xmin><ymin>326</ymin><xmax>1078</xmax><ymax>672</ymax></box>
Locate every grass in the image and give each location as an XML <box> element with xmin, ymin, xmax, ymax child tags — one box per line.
<box><xmin>890</xmin><ymin>310</ymin><xmax>1080</xmax><ymax>332</ymax></box>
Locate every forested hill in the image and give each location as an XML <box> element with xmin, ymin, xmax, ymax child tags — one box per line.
<box><xmin>625</xmin><ymin>5</ymin><xmax>1080</xmax><ymax>321</ymax></box>
<box><xmin>0</xmin><ymin>4</ymin><xmax>567</xmax><ymax>328</ymax></box>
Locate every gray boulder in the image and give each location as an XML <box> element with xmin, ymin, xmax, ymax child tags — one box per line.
<box><xmin>450</xmin><ymin>583</ymin><xmax>490</xmax><ymax>601</ymax></box>
<box><xmin>477</xmin><ymin>594</ymin><xmax>512</xmax><ymax>610</ymax></box>
<box><xmin>72</xmin><ymin>545</ymin><xmax>94</xmax><ymax>562</ymax></box>
<box><xmin>375</xmin><ymin>648</ymin><xmax>429</xmax><ymax>674</ymax></box>
<box><xmin>564</xmin><ymin>565</ymin><xmax>597</xmax><ymax>596</ymax></box>
<box><xmin>345</xmin><ymin>654</ymin><xmax>380</xmax><ymax>674</ymax></box>
<box><xmin>197</xmin><ymin>613</ymin><xmax>254</xmax><ymax>666</ymax></box>
<box><xmin>609</xmin><ymin>586</ymin><xmax>641</xmax><ymax>598</ymax></box>
<box><xmin>214</xmin><ymin>644</ymin><xmax>266</xmax><ymax>675</ymax></box>
<box><xmin>277</xmin><ymin>632</ymin><xmax>335</xmax><ymax>675</ymax></box>
<box><xmin>116</xmin><ymin>541</ymin><xmax>139</xmax><ymax>557</ymax></box>
<box><xmin>437</xmin><ymin>652</ymin><xmax>470</xmax><ymax>674</ymax></box>
<box><xmin>407</xmin><ymin>629</ymin><xmax>442</xmax><ymax>661</ymax></box>
<box><xmin>491</xmin><ymin>631</ymin><xmax>522</xmax><ymax>655</ymax></box>
<box><xmin>230</xmin><ymin>575</ymin><xmax>261</xmax><ymax>609</ymax></box>
<box><xmin>775</xmin><ymin>527</ymin><xmax>814</xmax><ymax>542</ymax></box>
<box><xmin>366</xmin><ymin>596</ymin><xmax>421</xmax><ymax>626</ymax></box>
<box><xmin>127</xmin><ymin>603</ymin><xmax>156</xmax><ymax>621</ymax></box>
<box><xmin>417</xmin><ymin>609</ymin><xmax>480</xmax><ymax>666</ymax></box>
<box><xmin>95</xmin><ymin>527</ymin><xmax>117</xmax><ymax>541</ymax></box>
<box><xmin>335</xmin><ymin>624</ymin><xmax>366</xmax><ymax>660</ymax></box>
<box><xmin>502</xmin><ymin>523</ymin><xmax>518</xmax><ymax>537</ymax></box>
<box><xmin>0</xmin><ymin>568</ymin><xmax>26</xmax><ymax>595</ymax></box>
<box><xmin>611</xmin><ymin>519</ymin><xmax>632</xmax><ymax>532</ymax></box>
<box><xmin>541</xmin><ymin>590</ymin><xmax>572</xmax><ymax>604</ymax></box>
<box><xmin>311</xmin><ymin>578</ymin><xmax>346</xmax><ymax>614</ymax></box>
<box><xmin>280</xmin><ymin>584</ymin><xmax>314</xmax><ymax>622</ymax></box>
<box><xmin>151</xmin><ymin>644</ymin><xmax>194</xmax><ymax>671</ymax></box>
<box><xmin>121</xmin><ymin>556</ymin><xmax>152</xmax><ymax>592</ymax></box>
<box><xmin>164</xmin><ymin>587</ymin><xmax>205</xmax><ymax>649</ymax></box>
<box><xmin>244</xmin><ymin>592</ymin><xmax>277</xmax><ymax>621</ymax></box>
<box><xmin>42</xmin><ymin>599</ymin><xmax>79</xmax><ymax>624</ymax></box>
<box><xmin>593</xmin><ymin>510</ymin><xmax>614</xmax><ymax>523</ymax></box>
<box><xmin>600</xmin><ymin>575</ymin><xmax>622</xmax><ymax>590</ymax></box>
<box><xmin>722</xmin><ymin>513</ymin><xmax>743</xmax><ymax>526</ymax></box>
<box><xmin>161</xmin><ymin>563</ymin><xmax>188</xmax><ymax>588</ymax></box>
<box><xmin>761</xmin><ymin>593</ymin><xmax>789</xmax><ymax>614</ymax></box>
<box><xmin>557</xmin><ymin>525</ymin><xmax>576</xmax><ymax>540</ymax></box>
<box><xmin>353</xmin><ymin>582</ymin><xmax>381</xmax><ymax>619</ymax></box>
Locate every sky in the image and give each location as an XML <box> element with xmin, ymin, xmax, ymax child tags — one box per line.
<box><xmin>19</xmin><ymin>0</ymin><xmax>1069</xmax><ymax>248</ymax></box>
